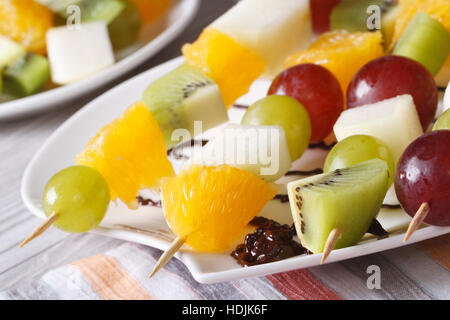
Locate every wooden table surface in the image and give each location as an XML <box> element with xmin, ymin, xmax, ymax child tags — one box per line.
<box><xmin>0</xmin><ymin>0</ymin><xmax>237</xmax><ymax>291</ymax></box>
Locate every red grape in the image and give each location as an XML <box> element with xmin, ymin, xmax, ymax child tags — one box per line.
<box><xmin>395</xmin><ymin>130</ymin><xmax>450</xmax><ymax>226</ymax></box>
<box><xmin>309</xmin><ymin>0</ymin><xmax>341</xmax><ymax>34</ymax></box>
<box><xmin>347</xmin><ymin>56</ymin><xmax>438</xmax><ymax>131</ymax></box>
<box><xmin>268</xmin><ymin>64</ymin><xmax>344</xmax><ymax>143</ymax></box>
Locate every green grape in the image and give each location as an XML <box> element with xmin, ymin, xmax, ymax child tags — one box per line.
<box><xmin>324</xmin><ymin>135</ymin><xmax>395</xmax><ymax>187</ymax></box>
<box><xmin>42</xmin><ymin>166</ymin><xmax>110</xmax><ymax>233</ymax></box>
<box><xmin>241</xmin><ymin>95</ymin><xmax>311</xmax><ymax>160</ymax></box>
<box><xmin>433</xmin><ymin>109</ymin><xmax>450</xmax><ymax>131</ymax></box>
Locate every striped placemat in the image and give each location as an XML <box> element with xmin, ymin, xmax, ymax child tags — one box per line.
<box><xmin>2</xmin><ymin>234</ymin><xmax>449</xmax><ymax>300</ymax></box>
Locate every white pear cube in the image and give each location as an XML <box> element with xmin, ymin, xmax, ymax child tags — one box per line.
<box><xmin>444</xmin><ymin>81</ymin><xmax>450</xmax><ymax>113</ymax></box>
<box><xmin>334</xmin><ymin>95</ymin><xmax>423</xmax><ymax>164</ymax></box>
<box><xmin>190</xmin><ymin>124</ymin><xmax>292</xmax><ymax>181</ymax></box>
<box><xmin>0</xmin><ymin>35</ymin><xmax>26</xmax><ymax>69</ymax></box>
<box><xmin>211</xmin><ymin>0</ymin><xmax>312</xmax><ymax>78</ymax></box>
<box><xmin>46</xmin><ymin>22</ymin><xmax>115</xmax><ymax>84</ymax></box>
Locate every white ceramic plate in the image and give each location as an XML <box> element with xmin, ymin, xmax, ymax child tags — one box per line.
<box><xmin>0</xmin><ymin>0</ymin><xmax>199</xmax><ymax>120</ymax></box>
<box><xmin>22</xmin><ymin>57</ymin><xmax>450</xmax><ymax>284</ymax></box>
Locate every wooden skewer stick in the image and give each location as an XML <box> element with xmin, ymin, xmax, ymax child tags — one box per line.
<box><xmin>20</xmin><ymin>212</ymin><xmax>58</xmax><ymax>248</ymax></box>
<box><xmin>321</xmin><ymin>227</ymin><xmax>343</xmax><ymax>264</ymax></box>
<box><xmin>149</xmin><ymin>236</ymin><xmax>186</xmax><ymax>278</ymax></box>
<box><xmin>403</xmin><ymin>202</ymin><xmax>429</xmax><ymax>243</ymax></box>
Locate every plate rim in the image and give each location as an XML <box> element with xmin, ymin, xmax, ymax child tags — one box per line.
<box><xmin>0</xmin><ymin>0</ymin><xmax>200</xmax><ymax>120</ymax></box>
<box><xmin>21</xmin><ymin>56</ymin><xmax>450</xmax><ymax>284</ymax></box>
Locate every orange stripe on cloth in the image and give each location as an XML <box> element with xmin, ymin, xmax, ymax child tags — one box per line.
<box><xmin>266</xmin><ymin>269</ymin><xmax>341</xmax><ymax>300</ymax></box>
<box><xmin>71</xmin><ymin>254</ymin><xmax>153</xmax><ymax>300</ymax></box>
<box><xmin>415</xmin><ymin>234</ymin><xmax>450</xmax><ymax>269</ymax></box>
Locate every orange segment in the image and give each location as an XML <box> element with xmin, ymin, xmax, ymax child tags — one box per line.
<box><xmin>285</xmin><ymin>30</ymin><xmax>384</xmax><ymax>93</ymax></box>
<box><xmin>0</xmin><ymin>0</ymin><xmax>53</xmax><ymax>54</ymax></box>
<box><xmin>182</xmin><ymin>27</ymin><xmax>265</xmax><ymax>107</ymax></box>
<box><xmin>161</xmin><ymin>165</ymin><xmax>277</xmax><ymax>252</ymax></box>
<box><xmin>133</xmin><ymin>0</ymin><xmax>172</xmax><ymax>23</ymax></box>
<box><xmin>389</xmin><ymin>0</ymin><xmax>450</xmax><ymax>51</ymax></box>
<box><xmin>76</xmin><ymin>102</ymin><xmax>174</xmax><ymax>209</ymax></box>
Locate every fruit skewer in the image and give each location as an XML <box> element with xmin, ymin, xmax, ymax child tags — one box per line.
<box><xmin>395</xmin><ymin>130</ymin><xmax>450</xmax><ymax>242</ymax></box>
<box><xmin>20</xmin><ymin>166</ymin><xmax>110</xmax><ymax>247</ymax></box>
<box><xmin>148</xmin><ymin>165</ymin><xmax>277</xmax><ymax>278</ymax></box>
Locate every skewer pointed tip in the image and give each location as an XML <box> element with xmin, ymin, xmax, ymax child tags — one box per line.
<box><xmin>20</xmin><ymin>212</ymin><xmax>58</xmax><ymax>248</ymax></box>
<box><xmin>321</xmin><ymin>227</ymin><xmax>343</xmax><ymax>264</ymax></box>
<box><xmin>403</xmin><ymin>202</ymin><xmax>429</xmax><ymax>243</ymax></box>
<box><xmin>149</xmin><ymin>236</ymin><xmax>186</xmax><ymax>278</ymax></box>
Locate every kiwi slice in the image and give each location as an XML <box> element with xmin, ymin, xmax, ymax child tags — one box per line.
<box><xmin>3</xmin><ymin>53</ymin><xmax>50</xmax><ymax>97</ymax></box>
<box><xmin>143</xmin><ymin>63</ymin><xmax>228</xmax><ymax>149</ymax></box>
<box><xmin>393</xmin><ymin>12</ymin><xmax>450</xmax><ymax>76</ymax></box>
<box><xmin>287</xmin><ymin>159</ymin><xmax>389</xmax><ymax>254</ymax></box>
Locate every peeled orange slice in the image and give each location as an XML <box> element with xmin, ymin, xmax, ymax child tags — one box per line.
<box><xmin>161</xmin><ymin>165</ymin><xmax>277</xmax><ymax>252</ymax></box>
<box><xmin>285</xmin><ymin>30</ymin><xmax>383</xmax><ymax>93</ymax></box>
<box><xmin>76</xmin><ymin>102</ymin><xmax>174</xmax><ymax>209</ymax></box>
<box><xmin>182</xmin><ymin>27</ymin><xmax>265</xmax><ymax>107</ymax></box>
<box><xmin>0</xmin><ymin>0</ymin><xmax>53</xmax><ymax>54</ymax></box>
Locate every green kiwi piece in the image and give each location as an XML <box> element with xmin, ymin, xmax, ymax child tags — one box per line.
<box><xmin>3</xmin><ymin>53</ymin><xmax>50</xmax><ymax>97</ymax></box>
<box><xmin>287</xmin><ymin>159</ymin><xmax>389</xmax><ymax>254</ymax></box>
<box><xmin>108</xmin><ymin>0</ymin><xmax>141</xmax><ymax>51</ymax></box>
<box><xmin>330</xmin><ymin>0</ymin><xmax>388</xmax><ymax>32</ymax></box>
<box><xmin>143</xmin><ymin>63</ymin><xmax>228</xmax><ymax>149</ymax></box>
<box><xmin>393</xmin><ymin>12</ymin><xmax>450</xmax><ymax>76</ymax></box>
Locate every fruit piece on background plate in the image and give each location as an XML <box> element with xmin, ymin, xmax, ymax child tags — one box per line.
<box><xmin>21</xmin><ymin>166</ymin><xmax>110</xmax><ymax>247</ymax></box>
<box><xmin>0</xmin><ymin>35</ymin><xmax>26</xmax><ymax>69</ymax></box>
<box><xmin>309</xmin><ymin>0</ymin><xmax>341</xmax><ymax>34</ymax></box>
<box><xmin>334</xmin><ymin>95</ymin><xmax>423</xmax><ymax>164</ymax></box>
<box><xmin>46</xmin><ymin>22</ymin><xmax>115</xmax><ymax>85</ymax></box>
<box><xmin>388</xmin><ymin>0</ymin><xmax>450</xmax><ymax>51</ymax></box>
<box><xmin>76</xmin><ymin>101</ymin><xmax>174</xmax><ymax>209</ymax></box>
<box><xmin>285</xmin><ymin>30</ymin><xmax>383</xmax><ymax>93</ymax></box>
<box><xmin>108</xmin><ymin>0</ymin><xmax>142</xmax><ymax>51</ymax></box>
<box><xmin>330</xmin><ymin>0</ymin><xmax>387</xmax><ymax>32</ymax></box>
<box><xmin>241</xmin><ymin>95</ymin><xmax>311</xmax><ymax>161</ymax></box>
<box><xmin>346</xmin><ymin>55</ymin><xmax>438</xmax><ymax>131</ymax></box>
<box><xmin>287</xmin><ymin>159</ymin><xmax>389</xmax><ymax>257</ymax></box>
<box><xmin>0</xmin><ymin>0</ymin><xmax>53</xmax><ymax>54</ymax></box>
<box><xmin>393</xmin><ymin>12</ymin><xmax>450</xmax><ymax>76</ymax></box>
<box><xmin>190</xmin><ymin>124</ymin><xmax>292</xmax><ymax>182</ymax></box>
<box><xmin>182</xmin><ymin>28</ymin><xmax>265</xmax><ymax>107</ymax></box>
<box><xmin>36</xmin><ymin>0</ymin><xmax>125</xmax><ymax>24</ymax></box>
<box><xmin>134</xmin><ymin>0</ymin><xmax>172</xmax><ymax>24</ymax></box>
<box><xmin>162</xmin><ymin>165</ymin><xmax>277</xmax><ymax>252</ymax></box>
<box><xmin>210</xmin><ymin>0</ymin><xmax>312</xmax><ymax>78</ymax></box>
<box><xmin>2</xmin><ymin>53</ymin><xmax>50</xmax><ymax>97</ymax></box>
<box><xmin>143</xmin><ymin>63</ymin><xmax>228</xmax><ymax>149</ymax></box>
<box><xmin>268</xmin><ymin>64</ymin><xmax>344</xmax><ymax>143</ymax></box>
<box><xmin>395</xmin><ymin>131</ymin><xmax>450</xmax><ymax>242</ymax></box>
<box><xmin>324</xmin><ymin>135</ymin><xmax>395</xmax><ymax>187</ymax></box>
